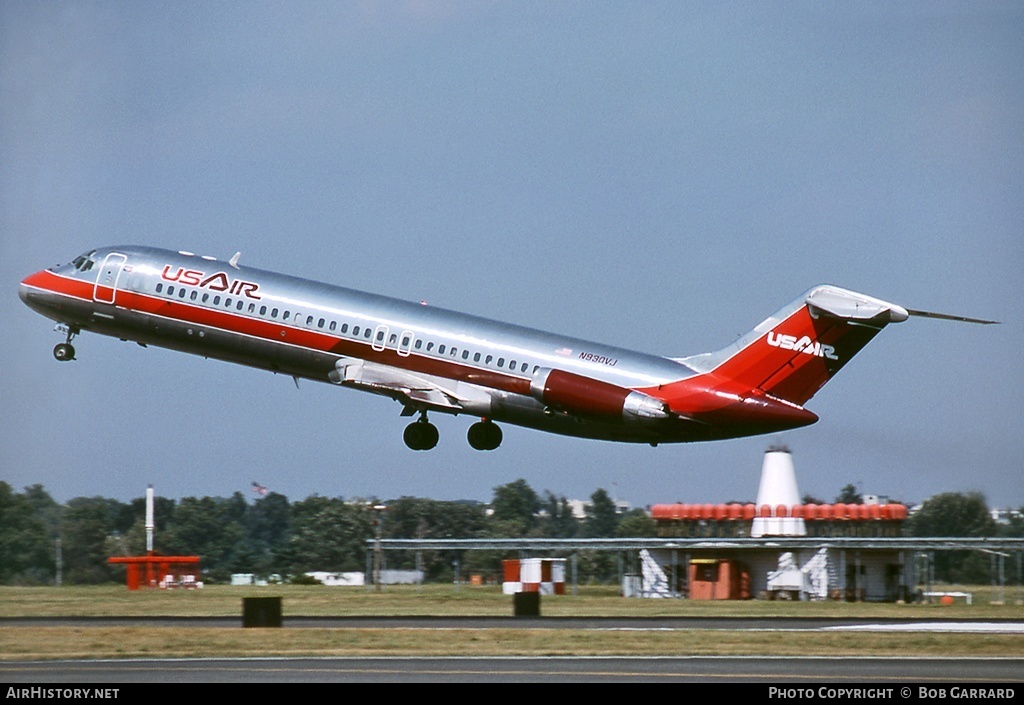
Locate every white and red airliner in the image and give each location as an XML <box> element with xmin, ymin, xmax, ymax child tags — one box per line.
<box><xmin>20</xmin><ymin>246</ymin><xmax>995</xmax><ymax>451</ymax></box>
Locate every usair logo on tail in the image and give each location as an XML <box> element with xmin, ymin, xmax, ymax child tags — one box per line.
<box><xmin>766</xmin><ymin>332</ymin><xmax>838</xmax><ymax>360</ymax></box>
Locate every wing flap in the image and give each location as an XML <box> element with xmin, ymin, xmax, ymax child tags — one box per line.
<box><xmin>328</xmin><ymin>357</ymin><xmax>464</xmax><ymax>412</ymax></box>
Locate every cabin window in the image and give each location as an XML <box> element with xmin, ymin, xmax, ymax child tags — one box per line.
<box><xmin>214</xmin><ymin>296</ymin><xmax>221</xmax><ymax>306</ymax></box>
<box><xmin>352</xmin><ymin>326</ymin><xmax>360</xmax><ymax>336</ymax></box>
<box><xmin>271</xmin><ymin>308</ymin><xmax>278</xmax><ymax>318</ymax></box>
<box><xmin>497</xmin><ymin>357</ymin><xmax>505</xmax><ymax>367</ymax></box>
<box><xmin>376</xmin><ymin>330</ymin><xmax>385</xmax><ymax>342</ymax></box>
<box><xmin>474</xmin><ymin>352</ymin><xmax>481</xmax><ymax>362</ymax></box>
<box><xmin>155</xmin><ymin>283</ymin><xmax>163</xmax><ymax>293</ymax></box>
<box><xmin>166</xmin><ymin>286</ymin><xmax>175</xmax><ymax>297</ymax></box>
<box><xmin>486</xmin><ymin>355</ymin><xmax>493</xmax><ymax>365</ymax></box>
<box><xmin>306</xmin><ymin>315</ymin><xmax>314</xmax><ymax>326</ymax></box>
<box><xmin>237</xmin><ymin>300</ymin><xmax>244</xmax><ymax>311</ymax></box>
<box><xmin>225</xmin><ymin>298</ymin><xmax>233</xmax><ymax>308</ymax></box>
<box><xmin>260</xmin><ymin>305</ymin><xmax>267</xmax><ymax>316</ymax></box>
<box><xmin>203</xmin><ymin>293</ymin><xmax>210</xmax><ymax>303</ymax></box>
<box><xmin>248</xmin><ymin>303</ymin><xmax>256</xmax><ymax>313</ymax></box>
<box><xmin>438</xmin><ymin>345</ymin><xmax>446</xmax><ymax>355</ymax></box>
<box><xmin>341</xmin><ymin>323</ymin><xmax>349</xmax><ymax>334</ymax></box>
<box><xmin>462</xmin><ymin>350</ymin><xmax>470</xmax><ymax>360</ymax></box>
<box><xmin>521</xmin><ymin>362</ymin><xmax>529</xmax><ymax>372</ymax></box>
<box><xmin>415</xmin><ymin>340</ymin><xmax>423</xmax><ymax>349</ymax></box>
<box><xmin>389</xmin><ymin>334</ymin><xmax>397</xmax><ymax>345</ymax></box>
<box><xmin>318</xmin><ymin>318</ymin><xmax>325</xmax><ymax>328</ymax></box>
<box><xmin>190</xmin><ymin>291</ymin><xmax>198</xmax><ymax>301</ymax></box>
<box><xmin>329</xmin><ymin>320</ymin><xmax>336</xmax><ymax>331</ymax></box>
<box><xmin>283</xmin><ymin>311</ymin><xmax>290</xmax><ymax>321</ymax></box>
<box><xmin>364</xmin><ymin>328</ymin><xmax>372</xmax><ymax>339</ymax></box>
<box><xmin>450</xmin><ymin>347</ymin><xmax>458</xmax><ymax>357</ymax></box>
<box><xmin>509</xmin><ymin>360</ymin><xmax>516</xmax><ymax>369</ymax></box>
<box><xmin>402</xmin><ymin>335</ymin><xmax>411</xmax><ymax>347</ymax></box>
<box><xmin>426</xmin><ymin>342</ymin><xmax>434</xmax><ymax>352</ymax></box>
<box><xmin>179</xmin><ymin>289</ymin><xmax>187</xmax><ymax>299</ymax></box>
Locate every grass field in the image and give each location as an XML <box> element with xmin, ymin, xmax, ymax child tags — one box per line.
<box><xmin>1</xmin><ymin>584</ymin><xmax>1022</xmax><ymax>660</ymax></box>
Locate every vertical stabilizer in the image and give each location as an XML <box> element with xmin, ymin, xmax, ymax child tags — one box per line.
<box><xmin>677</xmin><ymin>286</ymin><xmax>909</xmax><ymax>406</ymax></box>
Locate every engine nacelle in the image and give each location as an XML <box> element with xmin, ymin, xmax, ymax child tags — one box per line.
<box><xmin>529</xmin><ymin>368</ymin><xmax>670</xmax><ymax>421</ymax></box>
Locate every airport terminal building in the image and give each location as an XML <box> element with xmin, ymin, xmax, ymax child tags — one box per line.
<box><xmin>375</xmin><ymin>447</ymin><xmax>1023</xmax><ymax>602</ymax></box>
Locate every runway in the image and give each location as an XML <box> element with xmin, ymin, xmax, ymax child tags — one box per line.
<box><xmin>3</xmin><ymin>615</ymin><xmax>1024</xmax><ymax>631</ymax></box>
<box><xmin>2</xmin><ymin>616</ymin><xmax>1022</xmax><ymax>683</ymax></box>
<box><xmin>3</xmin><ymin>655</ymin><xmax>1023</xmax><ymax>683</ymax></box>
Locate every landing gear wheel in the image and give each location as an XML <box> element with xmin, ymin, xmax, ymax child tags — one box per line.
<box><xmin>404</xmin><ymin>420</ymin><xmax>439</xmax><ymax>451</ymax></box>
<box><xmin>467</xmin><ymin>420</ymin><xmax>502</xmax><ymax>451</ymax></box>
<box><xmin>53</xmin><ymin>343</ymin><xmax>76</xmax><ymax>362</ymax></box>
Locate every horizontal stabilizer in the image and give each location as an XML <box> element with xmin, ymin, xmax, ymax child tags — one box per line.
<box><xmin>905</xmin><ymin>308</ymin><xmax>1000</xmax><ymax>325</ymax></box>
<box><xmin>805</xmin><ymin>287</ymin><xmax>909</xmax><ymax>323</ymax></box>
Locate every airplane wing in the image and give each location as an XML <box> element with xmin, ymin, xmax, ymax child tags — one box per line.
<box><xmin>328</xmin><ymin>357</ymin><xmax>465</xmax><ymax>413</ymax></box>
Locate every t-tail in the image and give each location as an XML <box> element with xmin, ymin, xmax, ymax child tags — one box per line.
<box><xmin>652</xmin><ymin>285</ymin><xmax>997</xmax><ymax>438</ymax></box>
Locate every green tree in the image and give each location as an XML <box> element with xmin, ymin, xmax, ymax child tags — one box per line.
<box><xmin>616</xmin><ymin>509</ymin><xmax>656</xmax><ymax>537</ymax></box>
<box><xmin>162</xmin><ymin>495</ymin><xmax>250</xmax><ymax>580</ymax></box>
<box><xmin>539</xmin><ymin>491</ymin><xmax>578</xmax><ymax>538</ymax></box>
<box><xmin>62</xmin><ymin>497</ymin><xmax>126</xmax><ymax>584</ymax></box>
<box><xmin>490</xmin><ymin>479</ymin><xmax>541</xmax><ymax>536</ymax></box>
<box><xmin>583</xmin><ymin>488</ymin><xmax>619</xmax><ymax>538</ymax></box>
<box><xmin>0</xmin><ymin>483</ymin><xmax>54</xmax><ymax>584</ymax></box>
<box><xmin>910</xmin><ymin>492</ymin><xmax>996</xmax><ymax>538</ymax></box>
<box><xmin>910</xmin><ymin>492</ymin><xmax>998</xmax><ymax>583</ymax></box>
<box><xmin>383</xmin><ymin>497</ymin><xmax>489</xmax><ymax>581</ymax></box>
<box><xmin>287</xmin><ymin>496</ymin><xmax>372</xmax><ymax>574</ymax></box>
<box><xmin>835</xmin><ymin>484</ymin><xmax>863</xmax><ymax>504</ymax></box>
<box><xmin>247</xmin><ymin>492</ymin><xmax>292</xmax><ymax>575</ymax></box>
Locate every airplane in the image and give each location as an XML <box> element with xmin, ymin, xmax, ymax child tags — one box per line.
<box><xmin>19</xmin><ymin>246</ymin><xmax>997</xmax><ymax>451</ymax></box>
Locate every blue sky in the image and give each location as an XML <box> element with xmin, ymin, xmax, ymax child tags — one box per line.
<box><xmin>2</xmin><ymin>2</ymin><xmax>1020</xmax><ymax>511</ymax></box>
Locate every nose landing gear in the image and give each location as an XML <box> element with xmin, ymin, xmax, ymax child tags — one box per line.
<box><xmin>53</xmin><ymin>326</ymin><xmax>79</xmax><ymax>362</ymax></box>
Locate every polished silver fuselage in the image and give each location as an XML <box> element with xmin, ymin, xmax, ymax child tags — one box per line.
<box><xmin>21</xmin><ymin>246</ymin><xmax>706</xmax><ymax>443</ymax></box>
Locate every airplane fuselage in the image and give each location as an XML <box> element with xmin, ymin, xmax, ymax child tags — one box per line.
<box><xmin>22</xmin><ymin>246</ymin><xmax>926</xmax><ymax>450</ymax></box>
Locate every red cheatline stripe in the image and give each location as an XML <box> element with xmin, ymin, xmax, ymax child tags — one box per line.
<box><xmin>24</xmin><ymin>269</ymin><xmax>534</xmax><ymax>395</ymax></box>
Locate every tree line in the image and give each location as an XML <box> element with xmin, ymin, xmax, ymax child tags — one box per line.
<box><xmin>0</xmin><ymin>479</ymin><xmax>1019</xmax><ymax>585</ymax></box>
<box><xmin>0</xmin><ymin>479</ymin><xmax>651</xmax><ymax>585</ymax></box>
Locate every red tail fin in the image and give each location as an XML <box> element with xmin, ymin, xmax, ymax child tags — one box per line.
<box><xmin>676</xmin><ymin>286</ymin><xmax>910</xmax><ymax>406</ymax></box>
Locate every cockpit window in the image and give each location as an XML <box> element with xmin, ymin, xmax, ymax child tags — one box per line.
<box><xmin>71</xmin><ymin>250</ymin><xmax>97</xmax><ymax>272</ymax></box>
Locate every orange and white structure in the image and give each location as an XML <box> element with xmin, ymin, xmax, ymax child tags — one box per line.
<box><xmin>502</xmin><ymin>558</ymin><xmax>566</xmax><ymax>595</ymax></box>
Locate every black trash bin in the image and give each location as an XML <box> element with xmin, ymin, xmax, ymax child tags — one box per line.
<box><xmin>242</xmin><ymin>596</ymin><xmax>282</xmax><ymax>628</ymax></box>
<box><xmin>513</xmin><ymin>591</ymin><xmax>541</xmax><ymax>617</ymax></box>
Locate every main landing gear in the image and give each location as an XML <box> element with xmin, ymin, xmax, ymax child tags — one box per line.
<box><xmin>467</xmin><ymin>419</ymin><xmax>502</xmax><ymax>451</ymax></box>
<box><xmin>404</xmin><ymin>413</ymin><xmax>439</xmax><ymax>451</ymax></box>
<box><xmin>53</xmin><ymin>326</ymin><xmax>79</xmax><ymax>362</ymax></box>
<box><xmin>402</xmin><ymin>412</ymin><xmax>503</xmax><ymax>451</ymax></box>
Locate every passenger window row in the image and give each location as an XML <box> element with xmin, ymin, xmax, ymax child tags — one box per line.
<box><xmin>153</xmin><ymin>282</ymin><xmax>537</xmax><ymax>375</ymax></box>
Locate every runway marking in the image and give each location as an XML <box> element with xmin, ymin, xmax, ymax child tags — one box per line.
<box><xmin>822</xmin><ymin>622</ymin><xmax>1024</xmax><ymax>633</ymax></box>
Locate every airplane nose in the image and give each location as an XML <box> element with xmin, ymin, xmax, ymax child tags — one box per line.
<box><xmin>18</xmin><ymin>274</ymin><xmax>33</xmax><ymax>304</ymax></box>
<box><xmin>19</xmin><ymin>270</ymin><xmax>51</xmax><ymax>310</ymax></box>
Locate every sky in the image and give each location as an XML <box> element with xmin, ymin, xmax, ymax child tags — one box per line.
<box><xmin>2</xmin><ymin>1</ymin><xmax>1021</xmax><ymax>513</ymax></box>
